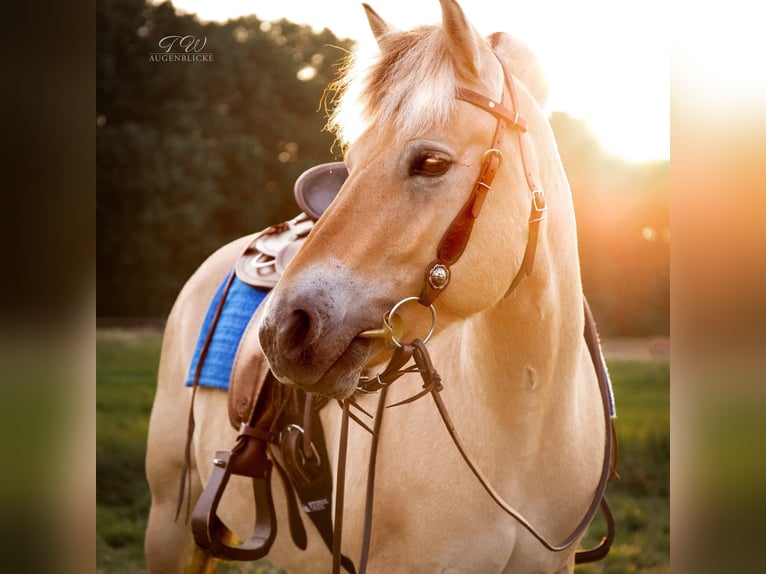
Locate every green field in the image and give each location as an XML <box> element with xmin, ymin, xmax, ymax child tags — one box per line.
<box><xmin>96</xmin><ymin>330</ymin><xmax>669</xmax><ymax>573</ymax></box>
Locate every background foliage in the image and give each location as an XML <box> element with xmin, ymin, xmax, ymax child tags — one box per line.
<box><xmin>97</xmin><ymin>0</ymin><xmax>352</xmax><ymax>316</ymax></box>
<box><xmin>96</xmin><ymin>0</ymin><xmax>669</xmax><ymax>336</ymax></box>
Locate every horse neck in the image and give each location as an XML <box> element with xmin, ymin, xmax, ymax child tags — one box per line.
<box><xmin>450</xmin><ymin>164</ymin><xmax>586</xmax><ymax>424</ymax></box>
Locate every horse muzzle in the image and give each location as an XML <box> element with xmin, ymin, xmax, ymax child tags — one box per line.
<box><xmin>257</xmin><ymin>265</ymin><xmax>386</xmax><ymax>399</ymax></box>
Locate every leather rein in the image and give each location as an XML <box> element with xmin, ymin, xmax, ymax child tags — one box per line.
<box><xmin>331</xmin><ymin>43</ymin><xmax>617</xmax><ymax>572</ymax></box>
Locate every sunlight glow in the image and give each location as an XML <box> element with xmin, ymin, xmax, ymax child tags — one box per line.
<box><xmin>296</xmin><ymin>66</ymin><xmax>317</xmax><ymax>82</ymax></box>
<box><xmin>672</xmin><ymin>1</ymin><xmax>766</xmax><ymax>114</ymax></box>
<box><xmin>163</xmin><ymin>0</ymin><xmax>669</xmax><ymax>163</ymax></box>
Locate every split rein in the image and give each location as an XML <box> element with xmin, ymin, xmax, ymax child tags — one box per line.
<box><xmin>331</xmin><ymin>295</ymin><xmax>614</xmax><ymax>574</ymax></box>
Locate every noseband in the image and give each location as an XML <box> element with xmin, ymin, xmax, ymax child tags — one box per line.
<box><xmin>418</xmin><ymin>43</ymin><xmax>547</xmax><ymax>306</ymax></box>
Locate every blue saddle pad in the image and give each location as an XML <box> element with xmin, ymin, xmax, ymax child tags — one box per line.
<box><xmin>184</xmin><ymin>272</ymin><xmax>269</xmax><ymax>390</ymax></box>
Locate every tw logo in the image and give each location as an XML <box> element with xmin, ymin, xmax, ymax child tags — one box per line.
<box><xmin>157</xmin><ymin>35</ymin><xmax>207</xmax><ymax>53</ymax></box>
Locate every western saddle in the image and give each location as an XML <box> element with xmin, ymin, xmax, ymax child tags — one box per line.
<box><xmin>184</xmin><ymin>162</ymin><xmax>356</xmax><ymax>572</ymax></box>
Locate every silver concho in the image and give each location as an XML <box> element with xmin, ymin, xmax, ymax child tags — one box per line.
<box><xmin>428</xmin><ymin>264</ymin><xmax>450</xmax><ymax>290</ymax></box>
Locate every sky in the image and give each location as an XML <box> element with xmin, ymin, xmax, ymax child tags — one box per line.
<box><xmin>165</xmin><ymin>0</ymin><xmax>670</xmax><ymax>163</ymax></box>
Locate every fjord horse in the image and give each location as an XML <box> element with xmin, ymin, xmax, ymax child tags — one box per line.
<box><xmin>145</xmin><ymin>1</ymin><xmax>609</xmax><ymax>572</ymax></box>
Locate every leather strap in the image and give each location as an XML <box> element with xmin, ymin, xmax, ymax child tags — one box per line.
<box><xmin>454</xmin><ymin>87</ymin><xmax>527</xmax><ymax>132</ymax></box>
<box><xmin>276</xmin><ymin>391</ymin><xmax>356</xmax><ymax>573</ymax></box>
<box><xmin>419</xmin><ymin>295</ymin><xmax>616</xmax><ymax>559</ymax></box>
<box><xmin>419</xmin><ymin>61</ymin><xmax>510</xmax><ymax>306</ymax></box>
<box><xmin>349</xmin><ymin>297</ymin><xmax>616</xmax><ymax>564</ymax></box>
<box><xmin>357</xmin><ymin>344</ymin><xmax>417</xmax><ymax>393</ymax></box>
<box><xmin>499</xmin><ymin>54</ymin><xmax>547</xmax><ymax>297</ymax></box>
<box><xmin>176</xmin><ymin>269</ymin><xmax>237</xmax><ymax>522</ymax></box>
<box><xmin>575</xmin><ymin>499</ymin><xmax>615</xmax><ymax>564</ymax></box>
<box><xmin>419</xmin><ymin>48</ymin><xmax>547</xmax><ymax>306</ymax></box>
<box><xmin>331</xmin><ymin>401</ymin><xmax>352</xmax><ymax>573</ymax></box>
<box><xmin>272</xmin><ymin>460</ymin><xmax>308</xmax><ymax>550</ymax></box>
<box><xmin>357</xmin><ymin>386</ymin><xmax>389</xmax><ymax>573</ymax></box>
<box><xmin>425</xmin><ymin>327</ymin><xmax>613</xmax><ymax>555</ymax></box>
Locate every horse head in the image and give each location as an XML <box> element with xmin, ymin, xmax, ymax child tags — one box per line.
<box><xmin>259</xmin><ymin>0</ymin><xmax>575</xmax><ymax>399</ymax></box>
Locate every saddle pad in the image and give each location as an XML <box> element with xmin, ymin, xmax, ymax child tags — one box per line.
<box><xmin>185</xmin><ymin>272</ymin><xmax>268</xmax><ymax>391</ymax></box>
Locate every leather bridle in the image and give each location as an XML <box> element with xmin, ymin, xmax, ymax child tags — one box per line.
<box><xmin>419</xmin><ymin>41</ymin><xmax>546</xmax><ymax>307</ymax></box>
<box><xmin>341</xmin><ymin>40</ymin><xmax>616</xmax><ymax>573</ymax></box>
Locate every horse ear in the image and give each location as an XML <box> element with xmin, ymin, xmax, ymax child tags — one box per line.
<box><xmin>439</xmin><ymin>0</ymin><xmax>481</xmax><ymax>79</ymax></box>
<box><xmin>363</xmin><ymin>4</ymin><xmax>393</xmax><ymax>44</ymax></box>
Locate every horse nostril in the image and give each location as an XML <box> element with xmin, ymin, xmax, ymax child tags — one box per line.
<box><xmin>285</xmin><ymin>308</ymin><xmax>312</xmax><ymax>347</ymax></box>
<box><xmin>278</xmin><ymin>307</ymin><xmax>325</xmax><ymax>366</ymax></box>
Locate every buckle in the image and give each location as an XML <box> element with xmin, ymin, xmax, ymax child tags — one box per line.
<box><xmin>482</xmin><ymin>148</ymin><xmax>504</xmax><ymax>166</ymax></box>
<box><xmin>282</xmin><ymin>424</ymin><xmax>322</xmax><ymax>468</ymax></box>
<box><xmin>530</xmin><ymin>189</ymin><xmax>547</xmax><ymax>222</ymax></box>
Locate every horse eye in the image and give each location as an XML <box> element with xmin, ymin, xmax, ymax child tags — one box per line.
<box><xmin>410</xmin><ymin>153</ymin><xmax>451</xmax><ymax>177</ymax></box>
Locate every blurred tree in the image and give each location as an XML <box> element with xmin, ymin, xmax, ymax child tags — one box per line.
<box><xmin>551</xmin><ymin>112</ymin><xmax>669</xmax><ymax>336</ymax></box>
<box><xmin>97</xmin><ymin>0</ymin><xmax>352</xmax><ymax>316</ymax></box>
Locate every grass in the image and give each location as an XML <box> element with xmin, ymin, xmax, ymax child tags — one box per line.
<box><xmin>97</xmin><ymin>330</ymin><xmax>162</xmax><ymax>573</ymax></box>
<box><xmin>96</xmin><ymin>330</ymin><xmax>669</xmax><ymax>573</ymax></box>
<box><xmin>574</xmin><ymin>361</ymin><xmax>670</xmax><ymax>574</ymax></box>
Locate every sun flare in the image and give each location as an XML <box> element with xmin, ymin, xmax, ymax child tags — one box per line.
<box><xmin>164</xmin><ymin>0</ymin><xmax>669</xmax><ymax>163</ymax></box>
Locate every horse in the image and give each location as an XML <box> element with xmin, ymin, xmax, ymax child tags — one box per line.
<box><xmin>144</xmin><ymin>1</ymin><xmax>613</xmax><ymax>572</ymax></box>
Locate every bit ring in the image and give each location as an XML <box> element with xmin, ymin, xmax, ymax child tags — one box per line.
<box><xmin>383</xmin><ymin>296</ymin><xmax>437</xmax><ymax>348</ymax></box>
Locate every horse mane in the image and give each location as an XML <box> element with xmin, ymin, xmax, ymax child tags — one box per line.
<box><xmin>325</xmin><ymin>26</ymin><xmax>549</xmax><ymax>148</ymax></box>
<box><xmin>326</xmin><ymin>25</ymin><xmax>458</xmax><ymax>147</ymax></box>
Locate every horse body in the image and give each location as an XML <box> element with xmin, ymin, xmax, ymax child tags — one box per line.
<box><xmin>145</xmin><ymin>2</ymin><xmax>607</xmax><ymax>572</ymax></box>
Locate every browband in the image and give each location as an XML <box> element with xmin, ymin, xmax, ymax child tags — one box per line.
<box><xmin>454</xmin><ymin>87</ymin><xmax>528</xmax><ymax>132</ymax></box>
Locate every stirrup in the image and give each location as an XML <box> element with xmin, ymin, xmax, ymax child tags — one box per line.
<box><xmin>191</xmin><ymin>450</ymin><xmax>277</xmax><ymax>560</ymax></box>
